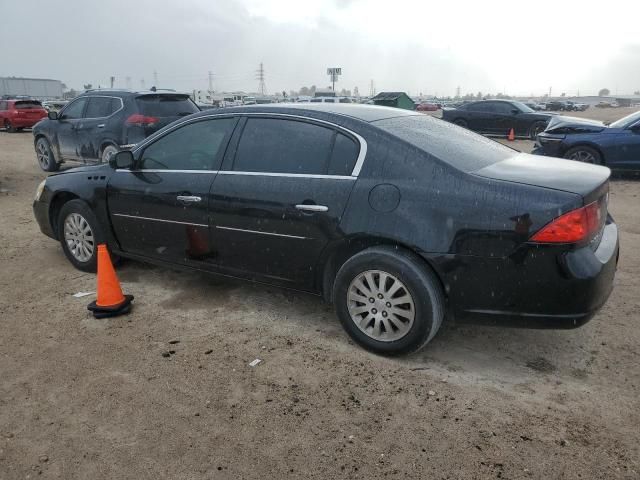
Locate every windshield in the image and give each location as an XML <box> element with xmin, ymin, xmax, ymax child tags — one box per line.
<box><xmin>15</xmin><ymin>101</ymin><xmax>43</xmax><ymax>109</ymax></box>
<box><xmin>374</xmin><ymin>114</ymin><xmax>515</xmax><ymax>172</ymax></box>
<box><xmin>136</xmin><ymin>95</ymin><xmax>199</xmax><ymax>117</ymax></box>
<box><xmin>610</xmin><ymin>110</ymin><xmax>640</xmax><ymax>128</ymax></box>
<box><xmin>512</xmin><ymin>101</ymin><xmax>535</xmax><ymax>113</ymax></box>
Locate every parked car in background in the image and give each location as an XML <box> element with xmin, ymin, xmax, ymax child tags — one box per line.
<box><xmin>32</xmin><ymin>89</ymin><xmax>200</xmax><ymax>171</ymax></box>
<box><xmin>524</xmin><ymin>102</ymin><xmax>545</xmax><ymax>111</ymax></box>
<box><xmin>42</xmin><ymin>100</ymin><xmax>69</xmax><ymax>113</ymax></box>
<box><xmin>0</xmin><ymin>98</ymin><xmax>48</xmax><ymax>132</ymax></box>
<box><xmin>309</xmin><ymin>96</ymin><xmax>352</xmax><ymax>103</ymax></box>
<box><xmin>416</xmin><ymin>102</ymin><xmax>439</xmax><ymax>112</ymax></box>
<box><xmin>33</xmin><ymin>104</ymin><xmax>617</xmax><ymax>355</ymax></box>
<box><xmin>533</xmin><ymin>110</ymin><xmax>640</xmax><ymax>169</ymax></box>
<box><xmin>573</xmin><ymin>103</ymin><xmax>589</xmax><ymax>111</ymax></box>
<box><xmin>442</xmin><ymin>99</ymin><xmax>554</xmax><ymax>139</ymax></box>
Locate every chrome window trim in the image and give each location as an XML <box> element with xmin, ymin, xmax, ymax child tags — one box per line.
<box><xmin>131</xmin><ymin>112</ymin><xmax>368</xmax><ymax>177</ymax></box>
<box><xmin>115</xmin><ymin>168</ymin><xmax>355</xmax><ymax>180</ymax></box>
<box><xmin>112</xmin><ymin>213</ymin><xmax>207</xmax><ymax>228</ymax></box>
<box><xmin>215</xmin><ymin>225</ymin><xmax>308</xmax><ymax>240</ymax></box>
<box><xmin>82</xmin><ymin>95</ymin><xmax>124</xmax><ymax>120</ymax></box>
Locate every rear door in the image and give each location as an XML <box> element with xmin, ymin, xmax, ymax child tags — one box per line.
<box><xmin>210</xmin><ymin>116</ymin><xmax>361</xmax><ymax>289</ymax></box>
<box><xmin>56</xmin><ymin>97</ymin><xmax>88</xmax><ymax>159</ymax></box>
<box><xmin>76</xmin><ymin>96</ymin><xmax>122</xmax><ymax>162</ymax></box>
<box><xmin>107</xmin><ymin>116</ymin><xmax>237</xmax><ymax>265</ymax></box>
<box><xmin>466</xmin><ymin>102</ymin><xmax>497</xmax><ymax>133</ymax></box>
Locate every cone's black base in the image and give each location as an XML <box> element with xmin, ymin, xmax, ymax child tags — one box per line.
<box><xmin>87</xmin><ymin>295</ymin><xmax>134</xmax><ymax>319</ymax></box>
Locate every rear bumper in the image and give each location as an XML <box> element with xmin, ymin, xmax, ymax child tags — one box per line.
<box><xmin>439</xmin><ymin>220</ymin><xmax>619</xmax><ymax>329</ymax></box>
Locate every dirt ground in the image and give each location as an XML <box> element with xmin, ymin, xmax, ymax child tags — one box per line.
<box><xmin>1</xmin><ymin>122</ymin><xmax>639</xmax><ymax>479</ymax></box>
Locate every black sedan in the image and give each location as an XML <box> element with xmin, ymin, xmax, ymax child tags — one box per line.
<box><xmin>533</xmin><ymin>111</ymin><xmax>640</xmax><ymax>169</ymax></box>
<box><xmin>442</xmin><ymin>99</ymin><xmax>554</xmax><ymax>139</ymax></box>
<box><xmin>33</xmin><ymin>104</ymin><xmax>618</xmax><ymax>355</ymax></box>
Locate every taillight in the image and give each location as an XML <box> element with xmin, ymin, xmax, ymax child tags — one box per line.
<box><xmin>126</xmin><ymin>114</ymin><xmax>158</xmax><ymax>126</ymax></box>
<box><xmin>530</xmin><ymin>201</ymin><xmax>601</xmax><ymax>244</ymax></box>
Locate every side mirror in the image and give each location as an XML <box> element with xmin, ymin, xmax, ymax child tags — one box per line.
<box><xmin>48</xmin><ymin>111</ymin><xmax>58</xmax><ymax>120</ymax></box>
<box><xmin>109</xmin><ymin>150</ymin><xmax>135</xmax><ymax>169</ymax></box>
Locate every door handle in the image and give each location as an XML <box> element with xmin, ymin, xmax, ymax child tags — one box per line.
<box><xmin>97</xmin><ymin>124</ymin><xmax>105</xmax><ymax>128</ymax></box>
<box><xmin>295</xmin><ymin>204</ymin><xmax>328</xmax><ymax>212</ymax></box>
<box><xmin>177</xmin><ymin>195</ymin><xmax>202</xmax><ymax>203</ymax></box>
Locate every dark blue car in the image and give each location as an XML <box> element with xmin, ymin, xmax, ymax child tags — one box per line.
<box><xmin>533</xmin><ymin>111</ymin><xmax>640</xmax><ymax>169</ymax></box>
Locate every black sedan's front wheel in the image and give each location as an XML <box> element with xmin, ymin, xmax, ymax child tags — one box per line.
<box><xmin>333</xmin><ymin>246</ymin><xmax>444</xmax><ymax>355</ymax></box>
<box><xmin>57</xmin><ymin>200</ymin><xmax>105</xmax><ymax>272</ymax></box>
<box><xmin>563</xmin><ymin>146</ymin><xmax>602</xmax><ymax>165</ymax></box>
<box><xmin>529</xmin><ymin>121</ymin><xmax>547</xmax><ymax>140</ymax></box>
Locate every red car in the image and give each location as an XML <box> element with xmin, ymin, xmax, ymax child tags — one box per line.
<box><xmin>416</xmin><ymin>102</ymin><xmax>439</xmax><ymax>112</ymax></box>
<box><xmin>0</xmin><ymin>98</ymin><xmax>48</xmax><ymax>132</ymax></box>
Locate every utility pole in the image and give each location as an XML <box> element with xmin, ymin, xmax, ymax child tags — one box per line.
<box><xmin>256</xmin><ymin>63</ymin><xmax>266</xmax><ymax>96</ymax></box>
<box><xmin>369</xmin><ymin>79</ymin><xmax>375</xmax><ymax>97</ymax></box>
<box><xmin>208</xmin><ymin>71</ymin><xmax>214</xmax><ymax>93</ymax></box>
<box><xmin>125</xmin><ymin>76</ymin><xmax>132</xmax><ymax>90</ymax></box>
<box><xmin>110</xmin><ymin>76</ymin><xmax>115</xmax><ymax>88</ymax></box>
<box><xmin>153</xmin><ymin>70</ymin><xmax>158</xmax><ymax>87</ymax></box>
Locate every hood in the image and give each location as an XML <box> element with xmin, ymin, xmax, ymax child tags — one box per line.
<box><xmin>544</xmin><ymin>115</ymin><xmax>606</xmax><ymax>134</ymax></box>
<box><xmin>51</xmin><ymin>163</ymin><xmax>111</xmax><ymax>177</ymax></box>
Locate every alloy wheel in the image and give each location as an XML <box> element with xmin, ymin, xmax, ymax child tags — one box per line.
<box><xmin>63</xmin><ymin>213</ymin><xmax>95</xmax><ymax>262</ymax></box>
<box><xmin>568</xmin><ymin>150</ymin><xmax>596</xmax><ymax>163</ymax></box>
<box><xmin>36</xmin><ymin>141</ymin><xmax>50</xmax><ymax>169</ymax></box>
<box><xmin>347</xmin><ymin>270</ymin><xmax>415</xmax><ymax>342</ymax></box>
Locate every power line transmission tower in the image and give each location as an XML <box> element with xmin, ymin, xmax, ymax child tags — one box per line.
<box><xmin>256</xmin><ymin>62</ymin><xmax>266</xmax><ymax>95</ymax></box>
<box><xmin>125</xmin><ymin>76</ymin><xmax>132</xmax><ymax>89</ymax></box>
<box><xmin>153</xmin><ymin>70</ymin><xmax>158</xmax><ymax>86</ymax></box>
<box><xmin>208</xmin><ymin>71</ymin><xmax>214</xmax><ymax>93</ymax></box>
<box><xmin>140</xmin><ymin>78</ymin><xmax>146</xmax><ymax>89</ymax></box>
<box><xmin>369</xmin><ymin>79</ymin><xmax>375</xmax><ymax>97</ymax></box>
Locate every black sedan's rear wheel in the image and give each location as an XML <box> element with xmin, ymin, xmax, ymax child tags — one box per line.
<box><xmin>563</xmin><ymin>146</ymin><xmax>602</xmax><ymax>165</ymax></box>
<box><xmin>57</xmin><ymin>200</ymin><xmax>105</xmax><ymax>272</ymax></box>
<box><xmin>453</xmin><ymin>118</ymin><xmax>468</xmax><ymax>128</ymax></box>
<box><xmin>333</xmin><ymin>246</ymin><xmax>444</xmax><ymax>355</ymax></box>
<box><xmin>529</xmin><ymin>121</ymin><xmax>547</xmax><ymax>140</ymax></box>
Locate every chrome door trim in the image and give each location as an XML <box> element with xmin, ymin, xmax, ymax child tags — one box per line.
<box><xmin>112</xmin><ymin>213</ymin><xmax>208</xmax><ymax>228</ymax></box>
<box><xmin>215</xmin><ymin>225</ymin><xmax>308</xmax><ymax>240</ymax></box>
<box><xmin>116</xmin><ymin>169</ymin><xmax>219</xmax><ymax>174</ymax></box>
<box><xmin>217</xmin><ymin>171</ymin><xmax>355</xmax><ymax>180</ymax></box>
<box><xmin>295</xmin><ymin>204</ymin><xmax>329</xmax><ymax>212</ymax></box>
<box><xmin>130</xmin><ymin>112</ymin><xmax>368</xmax><ymax>177</ymax></box>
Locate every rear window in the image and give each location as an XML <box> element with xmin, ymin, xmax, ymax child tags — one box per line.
<box><xmin>15</xmin><ymin>101</ymin><xmax>43</xmax><ymax>109</ymax></box>
<box><xmin>135</xmin><ymin>95</ymin><xmax>199</xmax><ymax>117</ymax></box>
<box><xmin>374</xmin><ymin>115</ymin><xmax>515</xmax><ymax>172</ymax></box>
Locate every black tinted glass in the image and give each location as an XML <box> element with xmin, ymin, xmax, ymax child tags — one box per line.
<box><xmin>60</xmin><ymin>98</ymin><xmax>87</xmax><ymax>119</ymax></box>
<box><xmin>328</xmin><ymin>133</ymin><xmax>359</xmax><ymax>176</ymax></box>
<box><xmin>234</xmin><ymin>118</ymin><xmax>333</xmax><ymax>174</ymax></box>
<box><xmin>493</xmin><ymin>103</ymin><xmax>514</xmax><ymax>114</ymax></box>
<box><xmin>468</xmin><ymin>102</ymin><xmax>493</xmax><ymax>112</ymax></box>
<box><xmin>140</xmin><ymin>118</ymin><xmax>235</xmax><ymax>170</ymax></box>
<box><xmin>15</xmin><ymin>101</ymin><xmax>42</xmax><ymax>109</ymax></box>
<box><xmin>85</xmin><ymin>97</ymin><xmax>116</xmax><ymax>118</ymax></box>
<box><xmin>135</xmin><ymin>95</ymin><xmax>199</xmax><ymax>117</ymax></box>
<box><xmin>374</xmin><ymin>115</ymin><xmax>514</xmax><ymax>172</ymax></box>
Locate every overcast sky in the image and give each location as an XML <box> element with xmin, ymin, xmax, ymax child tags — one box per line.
<box><xmin>2</xmin><ymin>0</ymin><xmax>639</xmax><ymax>97</ymax></box>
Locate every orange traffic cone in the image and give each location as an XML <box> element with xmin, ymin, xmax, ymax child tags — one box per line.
<box><xmin>87</xmin><ymin>244</ymin><xmax>133</xmax><ymax>318</ymax></box>
<box><xmin>507</xmin><ymin>128</ymin><xmax>515</xmax><ymax>141</ymax></box>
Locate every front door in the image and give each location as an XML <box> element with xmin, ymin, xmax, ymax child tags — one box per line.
<box><xmin>107</xmin><ymin>116</ymin><xmax>237</xmax><ymax>265</ymax></box>
<box><xmin>56</xmin><ymin>97</ymin><xmax>88</xmax><ymax>160</ymax></box>
<box><xmin>210</xmin><ymin>116</ymin><xmax>361</xmax><ymax>289</ymax></box>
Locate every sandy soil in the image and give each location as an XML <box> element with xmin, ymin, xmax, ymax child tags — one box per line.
<box><xmin>0</xmin><ymin>130</ymin><xmax>638</xmax><ymax>479</ymax></box>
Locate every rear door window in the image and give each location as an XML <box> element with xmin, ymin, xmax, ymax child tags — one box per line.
<box><xmin>85</xmin><ymin>97</ymin><xmax>119</xmax><ymax>118</ymax></box>
<box><xmin>135</xmin><ymin>95</ymin><xmax>199</xmax><ymax>118</ymax></box>
<box><xmin>468</xmin><ymin>102</ymin><xmax>495</xmax><ymax>113</ymax></box>
<box><xmin>234</xmin><ymin>118</ymin><xmax>334</xmax><ymax>174</ymax></box>
<box><xmin>0</xmin><ymin>101</ymin><xmax>7</xmax><ymax>110</ymax></box>
<box><xmin>15</xmin><ymin>101</ymin><xmax>43</xmax><ymax>109</ymax></box>
<box><xmin>139</xmin><ymin>117</ymin><xmax>236</xmax><ymax>170</ymax></box>
<box><xmin>492</xmin><ymin>102</ymin><xmax>515</xmax><ymax>115</ymax></box>
<box><xmin>328</xmin><ymin>133</ymin><xmax>359</xmax><ymax>176</ymax></box>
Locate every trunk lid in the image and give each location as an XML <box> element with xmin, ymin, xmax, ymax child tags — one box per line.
<box><xmin>473</xmin><ymin>153</ymin><xmax>610</xmax><ymax>203</ymax></box>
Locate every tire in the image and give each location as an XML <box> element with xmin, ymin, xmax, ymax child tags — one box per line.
<box><xmin>35</xmin><ymin>137</ymin><xmax>59</xmax><ymax>172</ymax></box>
<box><xmin>333</xmin><ymin>246</ymin><xmax>445</xmax><ymax>355</ymax></box>
<box><xmin>101</xmin><ymin>144</ymin><xmax>119</xmax><ymax>164</ymax></box>
<box><xmin>563</xmin><ymin>146</ymin><xmax>602</xmax><ymax>165</ymax></box>
<box><xmin>529</xmin><ymin>121</ymin><xmax>547</xmax><ymax>140</ymax></box>
<box><xmin>453</xmin><ymin>118</ymin><xmax>468</xmax><ymax>128</ymax></box>
<box><xmin>57</xmin><ymin>200</ymin><xmax>105</xmax><ymax>272</ymax></box>
<box><xmin>5</xmin><ymin>120</ymin><xmax>16</xmax><ymax>133</ymax></box>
